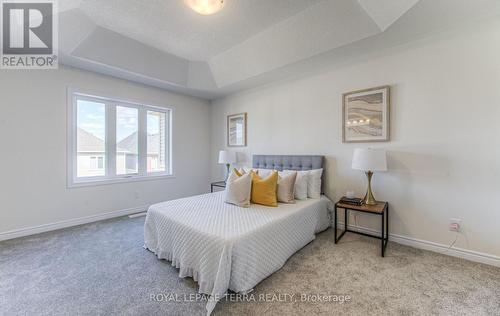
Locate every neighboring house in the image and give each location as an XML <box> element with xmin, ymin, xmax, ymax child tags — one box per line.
<box><xmin>117</xmin><ymin>132</ymin><xmax>163</xmax><ymax>173</ymax></box>
<box><xmin>77</xmin><ymin>128</ymin><xmax>163</xmax><ymax>177</ymax></box>
<box><xmin>76</xmin><ymin>128</ymin><xmax>106</xmax><ymax>177</ymax></box>
<box><xmin>115</xmin><ymin>132</ymin><xmax>139</xmax><ymax>175</ymax></box>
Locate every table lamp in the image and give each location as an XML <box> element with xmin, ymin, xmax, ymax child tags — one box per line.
<box><xmin>352</xmin><ymin>148</ymin><xmax>387</xmax><ymax>205</ymax></box>
<box><xmin>218</xmin><ymin>150</ymin><xmax>237</xmax><ymax>182</ymax></box>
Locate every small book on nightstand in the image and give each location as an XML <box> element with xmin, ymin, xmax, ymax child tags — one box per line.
<box><xmin>339</xmin><ymin>196</ymin><xmax>363</xmax><ymax>206</ymax></box>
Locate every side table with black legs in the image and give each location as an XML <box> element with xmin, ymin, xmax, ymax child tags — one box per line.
<box><xmin>334</xmin><ymin>200</ymin><xmax>389</xmax><ymax>257</ymax></box>
<box><xmin>211</xmin><ymin>181</ymin><xmax>226</xmax><ymax>193</ymax></box>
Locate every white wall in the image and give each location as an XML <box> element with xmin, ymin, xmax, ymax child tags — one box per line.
<box><xmin>0</xmin><ymin>65</ymin><xmax>211</xmax><ymax>235</ymax></box>
<box><xmin>211</xmin><ymin>20</ymin><xmax>500</xmax><ymax>257</ymax></box>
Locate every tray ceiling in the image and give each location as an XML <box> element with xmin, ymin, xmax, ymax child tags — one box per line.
<box><xmin>59</xmin><ymin>0</ymin><xmax>500</xmax><ymax>99</ymax></box>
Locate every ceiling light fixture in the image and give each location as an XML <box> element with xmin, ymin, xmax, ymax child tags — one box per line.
<box><xmin>185</xmin><ymin>0</ymin><xmax>224</xmax><ymax>15</ymax></box>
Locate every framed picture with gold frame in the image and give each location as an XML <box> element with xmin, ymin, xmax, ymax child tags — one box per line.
<box><xmin>227</xmin><ymin>113</ymin><xmax>247</xmax><ymax>147</ymax></box>
<box><xmin>343</xmin><ymin>86</ymin><xmax>390</xmax><ymax>143</ymax></box>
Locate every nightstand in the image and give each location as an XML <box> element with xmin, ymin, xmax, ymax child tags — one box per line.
<box><xmin>334</xmin><ymin>200</ymin><xmax>389</xmax><ymax>257</ymax></box>
<box><xmin>211</xmin><ymin>181</ymin><xmax>226</xmax><ymax>192</ymax></box>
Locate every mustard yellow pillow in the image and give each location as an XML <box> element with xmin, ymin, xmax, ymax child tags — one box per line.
<box><xmin>234</xmin><ymin>168</ymin><xmax>259</xmax><ymax>177</ymax></box>
<box><xmin>234</xmin><ymin>168</ymin><xmax>244</xmax><ymax>177</ymax></box>
<box><xmin>250</xmin><ymin>171</ymin><xmax>278</xmax><ymax>207</ymax></box>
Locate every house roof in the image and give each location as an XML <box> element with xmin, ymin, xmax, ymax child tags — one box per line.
<box><xmin>77</xmin><ymin>127</ymin><xmax>105</xmax><ymax>153</ymax></box>
<box><xmin>77</xmin><ymin>127</ymin><xmax>130</xmax><ymax>153</ymax></box>
<box><xmin>116</xmin><ymin>132</ymin><xmax>160</xmax><ymax>155</ymax></box>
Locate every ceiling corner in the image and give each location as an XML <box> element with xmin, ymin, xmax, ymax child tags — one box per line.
<box><xmin>357</xmin><ymin>0</ymin><xmax>421</xmax><ymax>31</ymax></box>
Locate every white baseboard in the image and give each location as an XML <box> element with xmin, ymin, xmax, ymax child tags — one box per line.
<box><xmin>336</xmin><ymin>222</ymin><xmax>500</xmax><ymax>268</ymax></box>
<box><xmin>128</xmin><ymin>212</ymin><xmax>147</xmax><ymax>218</ymax></box>
<box><xmin>0</xmin><ymin>206</ymin><xmax>148</xmax><ymax>242</ymax></box>
<box><xmin>2</xmin><ymin>210</ymin><xmax>498</xmax><ymax>268</ymax></box>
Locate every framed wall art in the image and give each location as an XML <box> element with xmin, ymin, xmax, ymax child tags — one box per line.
<box><xmin>227</xmin><ymin>113</ymin><xmax>247</xmax><ymax>147</ymax></box>
<box><xmin>343</xmin><ymin>86</ymin><xmax>390</xmax><ymax>143</ymax></box>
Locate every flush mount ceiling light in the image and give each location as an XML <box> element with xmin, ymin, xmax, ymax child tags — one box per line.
<box><xmin>185</xmin><ymin>0</ymin><xmax>224</xmax><ymax>15</ymax></box>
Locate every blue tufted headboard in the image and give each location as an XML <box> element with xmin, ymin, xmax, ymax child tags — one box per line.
<box><xmin>252</xmin><ymin>155</ymin><xmax>326</xmax><ymax>194</ymax></box>
<box><xmin>252</xmin><ymin>155</ymin><xmax>323</xmax><ymax>171</ymax></box>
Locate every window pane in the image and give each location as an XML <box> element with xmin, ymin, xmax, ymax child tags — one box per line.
<box><xmin>116</xmin><ymin>106</ymin><xmax>138</xmax><ymax>175</ymax></box>
<box><xmin>147</xmin><ymin>110</ymin><xmax>167</xmax><ymax>173</ymax></box>
<box><xmin>77</xmin><ymin>99</ymin><xmax>106</xmax><ymax>177</ymax></box>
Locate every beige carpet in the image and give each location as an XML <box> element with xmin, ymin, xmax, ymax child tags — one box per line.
<box><xmin>1</xmin><ymin>216</ymin><xmax>499</xmax><ymax>316</ymax></box>
<box><xmin>214</xmin><ymin>230</ymin><xmax>500</xmax><ymax>315</ymax></box>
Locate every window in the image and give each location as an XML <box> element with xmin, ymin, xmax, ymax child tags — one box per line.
<box><xmin>68</xmin><ymin>91</ymin><xmax>172</xmax><ymax>187</ymax></box>
<box><xmin>89</xmin><ymin>157</ymin><xmax>104</xmax><ymax>170</ymax></box>
<box><xmin>147</xmin><ymin>110</ymin><xmax>167</xmax><ymax>173</ymax></box>
<box><xmin>77</xmin><ymin>99</ymin><xmax>106</xmax><ymax>177</ymax></box>
<box><xmin>116</xmin><ymin>106</ymin><xmax>138</xmax><ymax>175</ymax></box>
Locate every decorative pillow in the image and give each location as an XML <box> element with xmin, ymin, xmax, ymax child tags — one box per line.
<box><xmin>242</xmin><ymin>167</ymin><xmax>257</xmax><ymax>174</ymax></box>
<box><xmin>277</xmin><ymin>171</ymin><xmax>297</xmax><ymax>203</ymax></box>
<box><xmin>234</xmin><ymin>168</ymin><xmax>245</xmax><ymax>177</ymax></box>
<box><xmin>250</xmin><ymin>171</ymin><xmax>278</xmax><ymax>207</ymax></box>
<box><xmin>224</xmin><ymin>170</ymin><xmax>252</xmax><ymax>207</ymax></box>
<box><xmin>257</xmin><ymin>168</ymin><xmax>275</xmax><ymax>178</ymax></box>
<box><xmin>308</xmin><ymin>169</ymin><xmax>323</xmax><ymax>199</ymax></box>
<box><xmin>283</xmin><ymin>170</ymin><xmax>309</xmax><ymax>200</ymax></box>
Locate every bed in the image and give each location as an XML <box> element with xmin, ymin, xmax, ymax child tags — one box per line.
<box><xmin>144</xmin><ymin>155</ymin><xmax>333</xmax><ymax>315</ymax></box>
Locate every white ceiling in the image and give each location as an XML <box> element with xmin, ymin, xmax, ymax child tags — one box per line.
<box><xmin>59</xmin><ymin>0</ymin><xmax>500</xmax><ymax>99</ymax></box>
<box><xmin>78</xmin><ymin>0</ymin><xmax>322</xmax><ymax>61</ymax></box>
<box><xmin>357</xmin><ymin>0</ymin><xmax>420</xmax><ymax>31</ymax></box>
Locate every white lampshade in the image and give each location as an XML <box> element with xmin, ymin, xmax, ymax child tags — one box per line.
<box><xmin>218</xmin><ymin>150</ymin><xmax>237</xmax><ymax>164</ymax></box>
<box><xmin>352</xmin><ymin>148</ymin><xmax>387</xmax><ymax>172</ymax></box>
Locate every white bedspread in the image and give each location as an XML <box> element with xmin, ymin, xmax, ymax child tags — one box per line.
<box><xmin>144</xmin><ymin>191</ymin><xmax>332</xmax><ymax>315</ymax></box>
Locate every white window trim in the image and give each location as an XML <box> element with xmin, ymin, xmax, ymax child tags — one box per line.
<box><xmin>67</xmin><ymin>88</ymin><xmax>174</xmax><ymax>188</ymax></box>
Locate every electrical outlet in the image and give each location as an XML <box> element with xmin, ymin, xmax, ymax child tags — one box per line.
<box><xmin>449</xmin><ymin>218</ymin><xmax>462</xmax><ymax>232</ymax></box>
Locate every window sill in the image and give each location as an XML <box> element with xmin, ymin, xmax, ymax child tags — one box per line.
<box><xmin>67</xmin><ymin>173</ymin><xmax>175</xmax><ymax>188</ymax></box>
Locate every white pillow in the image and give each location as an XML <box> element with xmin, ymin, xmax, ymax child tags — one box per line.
<box><xmin>224</xmin><ymin>171</ymin><xmax>252</xmax><ymax>207</ymax></box>
<box><xmin>242</xmin><ymin>167</ymin><xmax>256</xmax><ymax>174</ymax></box>
<box><xmin>283</xmin><ymin>170</ymin><xmax>309</xmax><ymax>200</ymax></box>
<box><xmin>277</xmin><ymin>171</ymin><xmax>297</xmax><ymax>203</ymax></box>
<box><xmin>308</xmin><ymin>169</ymin><xmax>323</xmax><ymax>199</ymax></box>
<box><xmin>257</xmin><ymin>168</ymin><xmax>275</xmax><ymax>178</ymax></box>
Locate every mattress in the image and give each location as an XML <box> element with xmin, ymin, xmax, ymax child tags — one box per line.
<box><xmin>144</xmin><ymin>191</ymin><xmax>332</xmax><ymax>315</ymax></box>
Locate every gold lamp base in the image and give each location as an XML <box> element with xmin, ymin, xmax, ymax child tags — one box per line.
<box><xmin>363</xmin><ymin>171</ymin><xmax>377</xmax><ymax>205</ymax></box>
